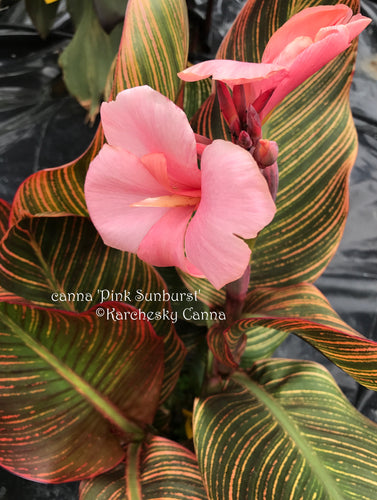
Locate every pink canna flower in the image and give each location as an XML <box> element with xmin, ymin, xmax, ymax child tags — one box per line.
<box><xmin>178</xmin><ymin>5</ymin><xmax>371</xmax><ymax>121</ymax></box>
<box><xmin>84</xmin><ymin>86</ymin><xmax>276</xmax><ymax>290</ymax></box>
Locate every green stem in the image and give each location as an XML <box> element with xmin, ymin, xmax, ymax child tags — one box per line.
<box><xmin>126</xmin><ymin>442</ymin><xmax>143</xmax><ymax>499</ymax></box>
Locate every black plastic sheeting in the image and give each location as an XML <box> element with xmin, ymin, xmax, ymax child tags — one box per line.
<box><xmin>0</xmin><ymin>0</ymin><xmax>376</xmax><ymax>497</ymax></box>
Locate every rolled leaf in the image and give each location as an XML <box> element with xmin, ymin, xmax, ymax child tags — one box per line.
<box><xmin>0</xmin><ymin>302</ymin><xmax>164</xmax><ymax>483</ymax></box>
<box><xmin>239</xmin><ymin>283</ymin><xmax>357</xmax><ymax>365</ymax></box>
<box><xmin>194</xmin><ymin>360</ymin><xmax>377</xmax><ymax>499</ymax></box>
<box><xmin>224</xmin><ymin>283</ymin><xmax>377</xmax><ymax>388</ymax></box>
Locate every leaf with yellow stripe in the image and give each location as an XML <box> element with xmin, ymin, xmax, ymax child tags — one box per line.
<box><xmin>10</xmin><ymin>0</ymin><xmax>189</xmax><ymax>224</ymax></box>
<box><xmin>191</xmin><ymin>0</ymin><xmax>361</xmax><ymax>287</ymax></box>
<box><xmin>194</xmin><ymin>361</ymin><xmax>377</xmax><ymax>499</ymax></box>
<box><xmin>239</xmin><ymin>283</ymin><xmax>358</xmax><ymax>365</ymax></box>
<box><xmin>215</xmin><ymin>283</ymin><xmax>377</xmax><ymax>389</ymax></box>
<box><xmin>0</xmin><ymin>214</ymin><xmax>185</xmax><ymax>402</ymax></box>
<box><xmin>80</xmin><ymin>437</ymin><xmax>208</xmax><ymax>499</ymax></box>
<box><xmin>238</xmin><ymin>315</ymin><xmax>377</xmax><ymax>391</ymax></box>
<box><xmin>0</xmin><ymin>301</ymin><xmax>164</xmax><ymax>483</ymax></box>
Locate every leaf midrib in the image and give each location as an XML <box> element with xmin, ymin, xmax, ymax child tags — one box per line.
<box><xmin>2</xmin><ymin>312</ymin><xmax>145</xmax><ymax>439</ymax></box>
<box><xmin>232</xmin><ymin>372</ymin><xmax>345</xmax><ymax>500</ymax></box>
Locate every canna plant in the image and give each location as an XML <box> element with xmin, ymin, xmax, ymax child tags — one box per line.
<box><xmin>1</xmin><ymin>0</ymin><xmax>377</xmax><ymax>499</ymax></box>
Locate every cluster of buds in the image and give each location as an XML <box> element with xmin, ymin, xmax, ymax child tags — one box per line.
<box><xmin>216</xmin><ymin>80</ymin><xmax>279</xmax><ymax>200</ymax></box>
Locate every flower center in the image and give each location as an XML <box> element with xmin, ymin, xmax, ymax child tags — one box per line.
<box><xmin>132</xmin><ymin>194</ymin><xmax>201</xmax><ymax>208</ymax></box>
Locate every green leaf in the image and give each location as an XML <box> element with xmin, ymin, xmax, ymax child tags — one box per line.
<box><xmin>10</xmin><ymin>0</ymin><xmax>189</xmax><ymax>223</ymax></box>
<box><xmin>93</xmin><ymin>0</ymin><xmax>129</xmax><ymax>33</ymax></box>
<box><xmin>194</xmin><ymin>360</ymin><xmax>377</xmax><ymax>500</ymax></box>
<box><xmin>0</xmin><ymin>215</ymin><xmax>186</xmax><ymax>401</ymax></box>
<box><xmin>192</xmin><ymin>0</ymin><xmax>360</xmax><ymax>286</ymax></box>
<box><xmin>60</xmin><ymin>0</ymin><xmax>122</xmax><ymax>119</ymax></box>
<box><xmin>80</xmin><ymin>437</ymin><xmax>208</xmax><ymax>499</ymax></box>
<box><xmin>0</xmin><ymin>301</ymin><xmax>164</xmax><ymax>483</ymax></box>
<box><xmin>25</xmin><ymin>0</ymin><xmax>60</xmax><ymax>39</ymax></box>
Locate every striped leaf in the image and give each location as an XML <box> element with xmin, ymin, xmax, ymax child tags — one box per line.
<box><xmin>0</xmin><ymin>301</ymin><xmax>164</xmax><ymax>483</ymax></box>
<box><xmin>80</xmin><ymin>437</ymin><xmax>208</xmax><ymax>499</ymax></box>
<box><xmin>0</xmin><ymin>215</ymin><xmax>185</xmax><ymax>401</ymax></box>
<box><xmin>111</xmin><ymin>0</ymin><xmax>188</xmax><ymax>100</ymax></box>
<box><xmin>182</xmin><ymin>77</ymin><xmax>212</xmax><ymax>121</ymax></box>
<box><xmin>239</xmin><ymin>283</ymin><xmax>358</xmax><ymax>365</ymax></box>
<box><xmin>219</xmin><ymin>284</ymin><xmax>377</xmax><ymax>388</ymax></box>
<box><xmin>177</xmin><ymin>270</ymin><xmax>225</xmax><ymax>309</ymax></box>
<box><xmin>192</xmin><ymin>0</ymin><xmax>360</xmax><ymax>286</ymax></box>
<box><xmin>10</xmin><ymin>0</ymin><xmax>189</xmax><ymax>223</ymax></box>
<box><xmin>0</xmin><ymin>199</ymin><xmax>10</xmax><ymax>237</ymax></box>
<box><xmin>0</xmin><ymin>200</ymin><xmax>27</xmax><ymax>303</ymax></box>
<box><xmin>237</xmin><ymin>315</ymin><xmax>377</xmax><ymax>391</ymax></box>
<box><xmin>194</xmin><ymin>361</ymin><xmax>377</xmax><ymax>499</ymax></box>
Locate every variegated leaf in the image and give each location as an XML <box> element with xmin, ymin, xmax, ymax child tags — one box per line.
<box><xmin>10</xmin><ymin>0</ymin><xmax>189</xmax><ymax>223</ymax></box>
<box><xmin>0</xmin><ymin>302</ymin><xmax>164</xmax><ymax>483</ymax></box>
<box><xmin>240</xmin><ymin>282</ymin><xmax>358</xmax><ymax>365</ymax></box>
<box><xmin>0</xmin><ymin>215</ymin><xmax>185</xmax><ymax>401</ymax></box>
<box><xmin>191</xmin><ymin>0</ymin><xmax>360</xmax><ymax>287</ymax></box>
<box><xmin>194</xmin><ymin>360</ymin><xmax>377</xmax><ymax>499</ymax></box>
<box><xmin>80</xmin><ymin>437</ymin><xmax>208</xmax><ymax>499</ymax></box>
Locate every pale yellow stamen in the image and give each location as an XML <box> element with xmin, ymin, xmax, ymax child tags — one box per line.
<box><xmin>132</xmin><ymin>195</ymin><xmax>200</xmax><ymax>208</ymax></box>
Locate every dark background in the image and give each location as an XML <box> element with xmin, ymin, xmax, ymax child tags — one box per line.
<box><xmin>0</xmin><ymin>0</ymin><xmax>376</xmax><ymax>497</ymax></box>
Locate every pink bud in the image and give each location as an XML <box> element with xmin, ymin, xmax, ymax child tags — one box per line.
<box><xmin>216</xmin><ymin>81</ymin><xmax>241</xmax><ymax>137</ymax></box>
<box><xmin>254</xmin><ymin>139</ymin><xmax>279</xmax><ymax>167</ymax></box>
<box><xmin>237</xmin><ymin>131</ymin><xmax>253</xmax><ymax>150</ymax></box>
<box><xmin>246</xmin><ymin>104</ymin><xmax>262</xmax><ymax>142</ymax></box>
<box><xmin>261</xmin><ymin>162</ymin><xmax>279</xmax><ymax>201</ymax></box>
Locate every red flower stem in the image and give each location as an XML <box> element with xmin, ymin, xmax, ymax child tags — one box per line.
<box><xmin>225</xmin><ymin>265</ymin><xmax>250</xmax><ymax>323</ymax></box>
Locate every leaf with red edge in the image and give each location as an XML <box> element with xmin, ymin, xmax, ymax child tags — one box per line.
<box><xmin>0</xmin><ymin>301</ymin><xmax>164</xmax><ymax>483</ymax></box>
<box><xmin>239</xmin><ymin>282</ymin><xmax>357</xmax><ymax>365</ymax></box>
<box><xmin>222</xmin><ymin>283</ymin><xmax>377</xmax><ymax>389</ymax></box>
<box><xmin>0</xmin><ymin>200</ymin><xmax>27</xmax><ymax>303</ymax></box>
<box><xmin>10</xmin><ymin>0</ymin><xmax>189</xmax><ymax>224</ymax></box>
<box><xmin>0</xmin><ymin>214</ymin><xmax>186</xmax><ymax>402</ymax></box>
<box><xmin>80</xmin><ymin>437</ymin><xmax>208</xmax><ymax>499</ymax></box>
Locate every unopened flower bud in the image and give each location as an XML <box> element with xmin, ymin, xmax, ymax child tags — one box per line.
<box><xmin>246</xmin><ymin>104</ymin><xmax>262</xmax><ymax>142</ymax></box>
<box><xmin>254</xmin><ymin>139</ymin><xmax>279</xmax><ymax>167</ymax></box>
<box><xmin>261</xmin><ymin>162</ymin><xmax>279</xmax><ymax>201</ymax></box>
<box><xmin>216</xmin><ymin>81</ymin><xmax>241</xmax><ymax>138</ymax></box>
<box><xmin>237</xmin><ymin>131</ymin><xmax>253</xmax><ymax>150</ymax></box>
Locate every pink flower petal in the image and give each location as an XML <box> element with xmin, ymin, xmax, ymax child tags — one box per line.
<box><xmin>178</xmin><ymin>59</ymin><xmax>287</xmax><ymax>88</ymax></box>
<box><xmin>137</xmin><ymin>206</ymin><xmax>203</xmax><ymax>277</ymax></box>
<box><xmin>262</xmin><ymin>5</ymin><xmax>353</xmax><ymax>63</ymax></box>
<box><xmin>101</xmin><ymin>86</ymin><xmax>201</xmax><ymax>190</ymax></box>
<box><xmin>85</xmin><ymin>144</ymin><xmax>170</xmax><ymax>253</ymax></box>
<box><xmin>261</xmin><ymin>9</ymin><xmax>371</xmax><ymax>119</ymax></box>
<box><xmin>185</xmin><ymin>140</ymin><xmax>276</xmax><ymax>289</ymax></box>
